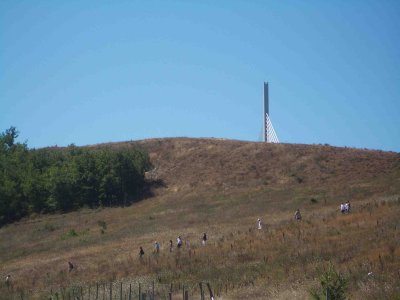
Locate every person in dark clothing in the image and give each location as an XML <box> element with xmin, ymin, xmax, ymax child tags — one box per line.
<box><xmin>68</xmin><ymin>261</ymin><xmax>74</xmax><ymax>272</ymax></box>
<box><xmin>169</xmin><ymin>240</ymin><xmax>173</xmax><ymax>252</ymax></box>
<box><xmin>139</xmin><ymin>246</ymin><xmax>145</xmax><ymax>258</ymax></box>
<box><xmin>202</xmin><ymin>233</ymin><xmax>207</xmax><ymax>246</ymax></box>
<box><xmin>5</xmin><ymin>275</ymin><xmax>11</xmax><ymax>290</ymax></box>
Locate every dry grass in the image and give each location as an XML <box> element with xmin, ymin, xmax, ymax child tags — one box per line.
<box><xmin>1</xmin><ymin>138</ymin><xmax>399</xmax><ymax>299</ymax></box>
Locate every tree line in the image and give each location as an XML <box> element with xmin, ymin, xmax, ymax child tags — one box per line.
<box><xmin>0</xmin><ymin>127</ymin><xmax>151</xmax><ymax>225</ymax></box>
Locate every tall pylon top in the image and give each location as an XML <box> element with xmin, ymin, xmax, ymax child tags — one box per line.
<box><xmin>263</xmin><ymin>82</ymin><xmax>279</xmax><ymax>143</ymax></box>
<box><xmin>264</xmin><ymin>82</ymin><xmax>269</xmax><ymax>117</ymax></box>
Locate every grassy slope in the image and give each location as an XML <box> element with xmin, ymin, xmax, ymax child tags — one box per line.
<box><xmin>1</xmin><ymin>138</ymin><xmax>399</xmax><ymax>299</ymax></box>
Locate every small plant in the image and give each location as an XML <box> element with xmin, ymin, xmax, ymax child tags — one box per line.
<box><xmin>43</xmin><ymin>222</ymin><xmax>56</xmax><ymax>232</ymax></box>
<box><xmin>310</xmin><ymin>198</ymin><xmax>318</xmax><ymax>204</ymax></box>
<box><xmin>310</xmin><ymin>263</ymin><xmax>348</xmax><ymax>300</ymax></box>
<box><xmin>97</xmin><ymin>220</ymin><xmax>107</xmax><ymax>234</ymax></box>
<box><xmin>61</xmin><ymin>229</ymin><xmax>78</xmax><ymax>240</ymax></box>
<box><xmin>388</xmin><ymin>242</ymin><xmax>397</xmax><ymax>261</ymax></box>
<box><xmin>68</xmin><ymin>229</ymin><xmax>78</xmax><ymax>237</ymax></box>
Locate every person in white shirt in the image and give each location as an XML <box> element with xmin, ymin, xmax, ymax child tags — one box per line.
<box><xmin>340</xmin><ymin>203</ymin><xmax>345</xmax><ymax>214</ymax></box>
<box><xmin>154</xmin><ymin>241</ymin><xmax>160</xmax><ymax>253</ymax></box>
<box><xmin>344</xmin><ymin>202</ymin><xmax>349</xmax><ymax>213</ymax></box>
<box><xmin>257</xmin><ymin>218</ymin><xmax>262</xmax><ymax>230</ymax></box>
<box><xmin>177</xmin><ymin>236</ymin><xmax>183</xmax><ymax>248</ymax></box>
<box><xmin>294</xmin><ymin>209</ymin><xmax>302</xmax><ymax>221</ymax></box>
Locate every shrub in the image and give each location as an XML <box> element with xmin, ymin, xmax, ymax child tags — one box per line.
<box><xmin>310</xmin><ymin>263</ymin><xmax>348</xmax><ymax>300</ymax></box>
<box><xmin>97</xmin><ymin>220</ymin><xmax>107</xmax><ymax>234</ymax></box>
<box><xmin>97</xmin><ymin>220</ymin><xmax>107</xmax><ymax>230</ymax></box>
<box><xmin>61</xmin><ymin>229</ymin><xmax>79</xmax><ymax>240</ymax></box>
<box><xmin>43</xmin><ymin>222</ymin><xmax>56</xmax><ymax>232</ymax></box>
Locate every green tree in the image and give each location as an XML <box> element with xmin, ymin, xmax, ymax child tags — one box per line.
<box><xmin>0</xmin><ymin>127</ymin><xmax>151</xmax><ymax>225</ymax></box>
<box><xmin>310</xmin><ymin>263</ymin><xmax>348</xmax><ymax>300</ymax></box>
<box><xmin>0</xmin><ymin>126</ymin><xmax>19</xmax><ymax>150</ymax></box>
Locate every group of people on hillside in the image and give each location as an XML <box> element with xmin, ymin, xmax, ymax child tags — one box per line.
<box><xmin>256</xmin><ymin>202</ymin><xmax>351</xmax><ymax>231</ymax></box>
<box><xmin>138</xmin><ymin>201</ymin><xmax>352</xmax><ymax>258</ymax></box>
<box><xmin>139</xmin><ymin>233</ymin><xmax>207</xmax><ymax>258</ymax></box>
<box><xmin>257</xmin><ymin>209</ymin><xmax>302</xmax><ymax>230</ymax></box>
<box><xmin>5</xmin><ymin>199</ymin><xmax>356</xmax><ymax>292</ymax></box>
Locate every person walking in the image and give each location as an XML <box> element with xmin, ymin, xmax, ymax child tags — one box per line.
<box><xmin>139</xmin><ymin>246</ymin><xmax>145</xmax><ymax>258</ymax></box>
<box><xmin>68</xmin><ymin>261</ymin><xmax>74</xmax><ymax>272</ymax></box>
<box><xmin>294</xmin><ymin>209</ymin><xmax>302</xmax><ymax>221</ymax></box>
<box><xmin>154</xmin><ymin>241</ymin><xmax>160</xmax><ymax>253</ymax></box>
<box><xmin>202</xmin><ymin>233</ymin><xmax>207</xmax><ymax>246</ymax></box>
<box><xmin>257</xmin><ymin>218</ymin><xmax>263</xmax><ymax>230</ymax></box>
<box><xmin>5</xmin><ymin>275</ymin><xmax>11</xmax><ymax>291</ymax></box>
<box><xmin>177</xmin><ymin>236</ymin><xmax>183</xmax><ymax>249</ymax></box>
<box><xmin>340</xmin><ymin>203</ymin><xmax>345</xmax><ymax>214</ymax></box>
<box><xmin>346</xmin><ymin>201</ymin><xmax>351</xmax><ymax>213</ymax></box>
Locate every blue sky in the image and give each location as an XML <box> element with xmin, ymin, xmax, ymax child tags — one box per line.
<box><xmin>1</xmin><ymin>1</ymin><xmax>399</xmax><ymax>152</ymax></box>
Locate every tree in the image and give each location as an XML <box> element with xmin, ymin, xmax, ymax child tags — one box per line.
<box><xmin>0</xmin><ymin>126</ymin><xmax>19</xmax><ymax>150</ymax></box>
<box><xmin>0</xmin><ymin>127</ymin><xmax>151</xmax><ymax>225</ymax></box>
<box><xmin>310</xmin><ymin>263</ymin><xmax>348</xmax><ymax>300</ymax></box>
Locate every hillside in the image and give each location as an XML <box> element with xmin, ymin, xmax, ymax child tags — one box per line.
<box><xmin>100</xmin><ymin>138</ymin><xmax>396</xmax><ymax>186</ymax></box>
<box><xmin>1</xmin><ymin>138</ymin><xmax>400</xmax><ymax>299</ymax></box>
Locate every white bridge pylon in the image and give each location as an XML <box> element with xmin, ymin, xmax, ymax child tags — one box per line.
<box><xmin>265</xmin><ymin>113</ymin><xmax>279</xmax><ymax>143</ymax></box>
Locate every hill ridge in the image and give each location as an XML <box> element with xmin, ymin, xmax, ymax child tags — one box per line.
<box><xmin>90</xmin><ymin>138</ymin><xmax>399</xmax><ymax>196</ymax></box>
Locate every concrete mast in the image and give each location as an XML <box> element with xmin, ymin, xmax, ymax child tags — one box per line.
<box><xmin>264</xmin><ymin>82</ymin><xmax>269</xmax><ymax>142</ymax></box>
<box><xmin>263</xmin><ymin>82</ymin><xmax>279</xmax><ymax>143</ymax></box>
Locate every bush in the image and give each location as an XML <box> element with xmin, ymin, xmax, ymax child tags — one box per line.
<box><xmin>97</xmin><ymin>220</ymin><xmax>107</xmax><ymax>234</ymax></box>
<box><xmin>43</xmin><ymin>222</ymin><xmax>56</xmax><ymax>232</ymax></box>
<box><xmin>310</xmin><ymin>263</ymin><xmax>348</xmax><ymax>300</ymax></box>
<box><xmin>97</xmin><ymin>220</ymin><xmax>107</xmax><ymax>230</ymax></box>
<box><xmin>61</xmin><ymin>229</ymin><xmax>79</xmax><ymax>240</ymax></box>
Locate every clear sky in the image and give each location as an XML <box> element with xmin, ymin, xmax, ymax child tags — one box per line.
<box><xmin>1</xmin><ymin>1</ymin><xmax>399</xmax><ymax>152</ymax></box>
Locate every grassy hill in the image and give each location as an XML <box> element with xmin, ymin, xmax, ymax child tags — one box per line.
<box><xmin>1</xmin><ymin>138</ymin><xmax>399</xmax><ymax>299</ymax></box>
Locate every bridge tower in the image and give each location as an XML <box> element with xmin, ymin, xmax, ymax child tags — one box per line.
<box><xmin>263</xmin><ymin>82</ymin><xmax>279</xmax><ymax>143</ymax></box>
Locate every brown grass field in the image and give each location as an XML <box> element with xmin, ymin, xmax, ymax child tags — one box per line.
<box><xmin>1</xmin><ymin>138</ymin><xmax>399</xmax><ymax>299</ymax></box>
